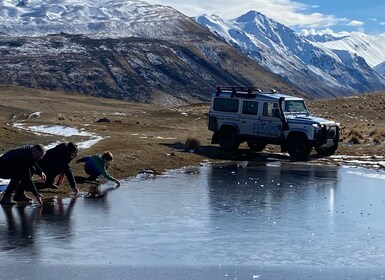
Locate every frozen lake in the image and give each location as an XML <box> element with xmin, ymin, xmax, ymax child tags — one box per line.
<box><xmin>1</xmin><ymin>162</ymin><xmax>385</xmax><ymax>278</ymax></box>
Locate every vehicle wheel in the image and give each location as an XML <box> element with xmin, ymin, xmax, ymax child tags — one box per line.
<box><xmin>286</xmin><ymin>134</ymin><xmax>311</xmax><ymax>161</ymax></box>
<box><xmin>247</xmin><ymin>141</ymin><xmax>266</xmax><ymax>152</ymax></box>
<box><xmin>316</xmin><ymin>143</ymin><xmax>338</xmax><ymax>157</ymax></box>
<box><xmin>218</xmin><ymin>127</ymin><xmax>240</xmax><ymax>151</ymax></box>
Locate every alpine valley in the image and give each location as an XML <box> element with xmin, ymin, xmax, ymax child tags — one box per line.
<box><xmin>1</xmin><ymin>0</ymin><xmax>385</xmax><ymax>104</ymax></box>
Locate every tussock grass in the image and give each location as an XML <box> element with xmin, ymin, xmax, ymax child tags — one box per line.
<box><xmin>185</xmin><ymin>135</ymin><xmax>201</xmax><ymax>152</ymax></box>
<box><xmin>348</xmin><ymin>129</ymin><xmax>364</xmax><ymax>139</ymax></box>
<box><xmin>369</xmin><ymin>129</ymin><xmax>385</xmax><ymax>145</ymax></box>
<box><xmin>347</xmin><ymin>129</ymin><xmax>364</xmax><ymax>144</ymax></box>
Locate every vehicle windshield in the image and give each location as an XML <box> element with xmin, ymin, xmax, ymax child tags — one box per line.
<box><xmin>284</xmin><ymin>100</ymin><xmax>309</xmax><ymax>114</ymax></box>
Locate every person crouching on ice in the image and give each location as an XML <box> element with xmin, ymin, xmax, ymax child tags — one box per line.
<box><xmin>0</xmin><ymin>144</ymin><xmax>46</xmax><ymax>206</ymax></box>
<box><xmin>76</xmin><ymin>151</ymin><xmax>120</xmax><ymax>187</ymax></box>
<box><xmin>25</xmin><ymin>142</ymin><xmax>80</xmax><ymax>195</ymax></box>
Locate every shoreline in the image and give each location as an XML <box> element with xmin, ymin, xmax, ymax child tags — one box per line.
<box><xmin>1</xmin><ymin>86</ymin><xmax>385</xmax><ymax>198</ymax></box>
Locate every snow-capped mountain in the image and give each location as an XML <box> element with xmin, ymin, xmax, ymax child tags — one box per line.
<box><xmin>196</xmin><ymin>11</ymin><xmax>385</xmax><ymax>97</ymax></box>
<box><xmin>306</xmin><ymin>32</ymin><xmax>385</xmax><ymax>68</ymax></box>
<box><xmin>0</xmin><ymin>0</ymin><xmax>193</xmax><ymax>40</ymax></box>
<box><xmin>374</xmin><ymin>61</ymin><xmax>385</xmax><ymax>77</ymax></box>
<box><xmin>0</xmin><ymin>1</ymin><xmax>298</xmax><ymax>104</ymax></box>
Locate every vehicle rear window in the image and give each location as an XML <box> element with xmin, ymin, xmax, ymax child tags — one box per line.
<box><xmin>213</xmin><ymin>98</ymin><xmax>239</xmax><ymax>113</ymax></box>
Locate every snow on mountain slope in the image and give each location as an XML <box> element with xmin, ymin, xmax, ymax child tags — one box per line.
<box><xmin>306</xmin><ymin>32</ymin><xmax>385</xmax><ymax>68</ymax></box>
<box><xmin>0</xmin><ymin>1</ymin><xmax>300</xmax><ymax>104</ymax></box>
<box><xmin>0</xmin><ymin>0</ymin><xmax>191</xmax><ymax>39</ymax></box>
<box><xmin>374</xmin><ymin>61</ymin><xmax>385</xmax><ymax>77</ymax></box>
<box><xmin>196</xmin><ymin>11</ymin><xmax>385</xmax><ymax>97</ymax></box>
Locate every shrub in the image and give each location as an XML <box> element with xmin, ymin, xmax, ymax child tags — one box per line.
<box><xmin>185</xmin><ymin>136</ymin><xmax>201</xmax><ymax>152</ymax></box>
<box><xmin>369</xmin><ymin>129</ymin><xmax>379</xmax><ymax>137</ymax></box>
<box><xmin>348</xmin><ymin>136</ymin><xmax>361</xmax><ymax>145</ymax></box>
<box><xmin>373</xmin><ymin>137</ymin><xmax>382</xmax><ymax>145</ymax></box>
<box><xmin>347</xmin><ymin>129</ymin><xmax>364</xmax><ymax>140</ymax></box>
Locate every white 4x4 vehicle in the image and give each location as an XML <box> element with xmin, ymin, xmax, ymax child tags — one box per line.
<box><xmin>208</xmin><ymin>87</ymin><xmax>340</xmax><ymax>160</ymax></box>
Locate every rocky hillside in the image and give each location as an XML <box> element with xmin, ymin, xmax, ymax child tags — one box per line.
<box><xmin>0</xmin><ymin>0</ymin><xmax>300</xmax><ymax>105</ymax></box>
<box><xmin>0</xmin><ymin>33</ymin><xmax>301</xmax><ymax>104</ymax></box>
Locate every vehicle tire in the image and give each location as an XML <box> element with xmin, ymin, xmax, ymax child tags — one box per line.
<box><xmin>286</xmin><ymin>134</ymin><xmax>311</xmax><ymax>161</ymax></box>
<box><xmin>316</xmin><ymin>143</ymin><xmax>338</xmax><ymax>157</ymax></box>
<box><xmin>247</xmin><ymin>141</ymin><xmax>266</xmax><ymax>152</ymax></box>
<box><xmin>218</xmin><ymin>127</ymin><xmax>240</xmax><ymax>151</ymax></box>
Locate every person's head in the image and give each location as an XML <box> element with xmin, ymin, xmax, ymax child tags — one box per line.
<box><xmin>32</xmin><ymin>144</ymin><xmax>46</xmax><ymax>161</ymax></box>
<box><xmin>67</xmin><ymin>142</ymin><xmax>78</xmax><ymax>160</ymax></box>
<box><xmin>101</xmin><ymin>151</ymin><xmax>113</xmax><ymax>162</ymax></box>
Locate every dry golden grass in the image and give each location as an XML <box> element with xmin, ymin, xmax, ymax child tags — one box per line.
<box><xmin>307</xmin><ymin>91</ymin><xmax>385</xmax><ymax>156</ymax></box>
<box><xmin>1</xmin><ymin>85</ymin><xmax>385</xmax><ymax>196</ymax></box>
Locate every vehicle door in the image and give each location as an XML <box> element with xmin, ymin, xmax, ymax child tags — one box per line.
<box><xmin>239</xmin><ymin>100</ymin><xmax>260</xmax><ymax>135</ymax></box>
<box><xmin>240</xmin><ymin>100</ymin><xmax>282</xmax><ymax>138</ymax></box>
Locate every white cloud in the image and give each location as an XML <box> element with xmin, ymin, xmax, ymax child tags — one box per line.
<box><xmin>380</xmin><ymin>22</ymin><xmax>385</xmax><ymax>26</ymax></box>
<box><xmin>299</xmin><ymin>28</ymin><xmax>349</xmax><ymax>37</ymax></box>
<box><xmin>347</xmin><ymin>20</ymin><xmax>364</xmax><ymax>27</ymax></box>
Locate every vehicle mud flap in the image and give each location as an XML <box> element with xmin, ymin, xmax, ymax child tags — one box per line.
<box><xmin>211</xmin><ymin>132</ymin><xmax>219</xmax><ymax>144</ymax></box>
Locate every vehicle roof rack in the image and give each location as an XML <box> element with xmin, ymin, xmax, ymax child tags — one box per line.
<box><xmin>215</xmin><ymin>86</ymin><xmax>262</xmax><ymax>97</ymax></box>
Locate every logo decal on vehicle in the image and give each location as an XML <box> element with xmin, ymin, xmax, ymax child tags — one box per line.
<box><xmin>253</xmin><ymin>120</ymin><xmax>281</xmax><ymax>136</ymax></box>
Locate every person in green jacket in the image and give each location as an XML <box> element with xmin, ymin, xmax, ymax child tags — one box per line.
<box><xmin>76</xmin><ymin>151</ymin><xmax>120</xmax><ymax>187</ymax></box>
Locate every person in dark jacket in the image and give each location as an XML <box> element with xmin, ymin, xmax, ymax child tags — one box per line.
<box><xmin>76</xmin><ymin>151</ymin><xmax>120</xmax><ymax>187</ymax></box>
<box><xmin>20</xmin><ymin>142</ymin><xmax>79</xmax><ymax>196</ymax></box>
<box><xmin>0</xmin><ymin>144</ymin><xmax>46</xmax><ymax>206</ymax></box>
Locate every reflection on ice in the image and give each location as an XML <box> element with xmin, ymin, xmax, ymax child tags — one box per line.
<box><xmin>1</xmin><ymin>163</ymin><xmax>385</xmax><ymax>267</ymax></box>
<box><xmin>342</xmin><ymin>166</ymin><xmax>385</xmax><ymax>179</ymax></box>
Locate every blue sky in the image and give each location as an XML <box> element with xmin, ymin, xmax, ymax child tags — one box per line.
<box><xmin>145</xmin><ymin>0</ymin><xmax>385</xmax><ymax>35</ymax></box>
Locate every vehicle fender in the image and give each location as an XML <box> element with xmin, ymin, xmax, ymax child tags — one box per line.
<box><xmin>219</xmin><ymin>123</ymin><xmax>240</xmax><ymax>135</ymax></box>
<box><xmin>287</xmin><ymin>130</ymin><xmax>309</xmax><ymax>141</ymax></box>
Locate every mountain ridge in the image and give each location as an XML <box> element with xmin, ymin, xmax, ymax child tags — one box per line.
<box><xmin>0</xmin><ymin>0</ymin><xmax>302</xmax><ymax>104</ymax></box>
<box><xmin>1</xmin><ymin>1</ymin><xmax>383</xmax><ymax>103</ymax></box>
<box><xmin>196</xmin><ymin>11</ymin><xmax>385</xmax><ymax>97</ymax></box>
<box><xmin>304</xmin><ymin>32</ymin><xmax>385</xmax><ymax>68</ymax></box>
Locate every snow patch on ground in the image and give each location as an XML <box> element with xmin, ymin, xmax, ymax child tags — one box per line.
<box><xmin>318</xmin><ymin>155</ymin><xmax>385</xmax><ymax>170</ymax></box>
<box><xmin>13</xmin><ymin>122</ymin><xmax>105</xmax><ymax>149</ymax></box>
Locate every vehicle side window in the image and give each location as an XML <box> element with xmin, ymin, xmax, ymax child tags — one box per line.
<box><xmin>263</xmin><ymin>102</ymin><xmax>280</xmax><ymax>118</ymax></box>
<box><xmin>213</xmin><ymin>98</ymin><xmax>239</xmax><ymax>113</ymax></box>
<box><xmin>242</xmin><ymin>101</ymin><xmax>259</xmax><ymax>115</ymax></box>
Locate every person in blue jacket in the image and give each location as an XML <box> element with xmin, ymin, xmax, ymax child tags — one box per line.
<box><xmin>76</xmin><ymin>151</ymin><xmax>120</xmax><ymax>187</ymax></box>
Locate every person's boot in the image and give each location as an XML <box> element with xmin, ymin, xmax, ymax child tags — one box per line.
<box><xmin>13</xmin><ymin>192</ymin><xmax>33</xmax><ymax>202</ymax></box>
<box><xmin>0</xmin><ymin>193</ymin><xmax>16</xmax><ymax>206</ymax></box>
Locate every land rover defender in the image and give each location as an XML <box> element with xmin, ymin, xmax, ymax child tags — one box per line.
<box><xmin>208</xmin><ymin>87</ymin><xmax>340</xmax><ymax>160</ymax></box>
